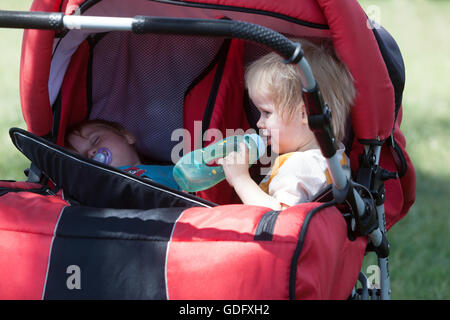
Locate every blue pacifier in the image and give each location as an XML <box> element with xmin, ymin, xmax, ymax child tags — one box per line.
<box><xmin>93</xmin><ymin>147</ymin><xmax>112</xmax><ymax>165</ymax></box>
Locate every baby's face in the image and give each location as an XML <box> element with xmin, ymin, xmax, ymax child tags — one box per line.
<box><xmin>67</xmin><ymin>124</ymin><xmax>141</xmax><ymax>167</ymax></box>
<box><xmin>251</xmin><ymin>92</ymin><xmax>315</xmax><ymax>154</ymax></box>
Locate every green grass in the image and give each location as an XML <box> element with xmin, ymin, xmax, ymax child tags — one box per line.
<box><xmin>358</xmin><ymin>0</ymin><xmax>450</xmax><ymax>299</ymax></box>
<box><xmin>0</xmin><ymin>0</ymin><xmax>449</xmax><ymax>299</ymax></box>
<box><xmin>0</xmin><ymin>0</ymin><xmax>32</xmax><ymax>180</ymax></box>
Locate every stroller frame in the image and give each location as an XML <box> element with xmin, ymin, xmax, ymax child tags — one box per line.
<box><xmin>0</xmin><ymin>8</ymin><xmax>396</xmax><ymax>300</ymax></box>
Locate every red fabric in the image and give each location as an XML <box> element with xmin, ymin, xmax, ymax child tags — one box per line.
<box><xmin>292</xmin><ymin>204</ymin><xmax>366</xmax><ymax>299</ymax></box>
<box><xmin>315</xmin><ymin>0</ymin><xmax>395</xmax><ymax>141</ymax></box>
<box><xmin>20</xmin><ymin>0</ymin><xmax>64</xmax><ymax>136</ymax></box>
<box><xmin>183</xmin><ymin>67</ymin><xmax>217</xmax><ymax>154</ymax></box>
<box><xmin>193</xmin><ymin>0</ymin><xmax>327</xmax><ymax>25</ymax></box>
<box><xmin>56</xmin><ymin>40</ymin><xmax>90</xmax><ymax>146</ymax></box>
<box><xmin>20</xmin><ymin>0</ymin><xmax>89</xmax><ymax>137</ymax></box>
<box><xmin>167</xmin><ymin>203</ymin><xmax>366</xmax><ymax>299</ymax></box>
<box><xmin>0</xmin><ymin>181</ymin><xmax>44</xmax><ymax>190</ymax></box>
<box><xmin>0</xmin><ymin>184</ymin><xmax>68</xmax><ymax>299</ymax></box>
<box><xmin>61</xmin><ymin>0</ymin><xmax>86</xmax><ymax>14</ymax></box>
<box><xmin>184</xmin><ymin>39</ymin><xmax>249</xmax><ymax>205</ymax></box>
<box><xmin>385</xmin><ymin>109</ymin><xmax>416</xmax><ymax>230</ymax></box>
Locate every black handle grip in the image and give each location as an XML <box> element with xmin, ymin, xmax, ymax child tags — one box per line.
<box><xmin>302</xmin><ymin>84</ymin><xmax>338</xmax><ymax>158</ymax></box>
<box><xmin>0</xmin><ymin>10</ymin><xmax>64</xmax><ymax>30</ymax></box>
<box><xmin>132</xmin><ymin>16</ymin><xmax>297</xmax><ymax>60</ymax></box>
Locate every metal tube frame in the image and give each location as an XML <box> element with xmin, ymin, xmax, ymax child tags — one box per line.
<box><xmin>371</xmin><ymin>145</ymin><xmax>391</xmax><ymax>300</ymax></box>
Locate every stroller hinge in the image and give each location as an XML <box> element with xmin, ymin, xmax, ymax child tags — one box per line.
<box><xmin>348</xmin><ymin>145</ymin><xmax>393</xmax><ymax>258</ymax></box>
<box><xmin>24</xmin><ymin>162</ymin><xmax>48</xmax><ymax>185</ymax></box>
<box><xmin>357</xmin><ymin>147</ymin><xmax>398</xmax><ymax>207</ymax></box>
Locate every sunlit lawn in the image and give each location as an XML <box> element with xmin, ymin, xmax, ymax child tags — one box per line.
<box><xmin>0</xmin><ymin>1</ymin><xmax>32</xmax><ymax>180</ymax></box>
<box><xmin>358</xmin><ymin>0</ymin><xmax>450</xmax><ymax>299</ymax></box>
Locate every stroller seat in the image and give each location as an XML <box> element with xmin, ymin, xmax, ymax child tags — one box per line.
<box><xmin>0</xmin><ymin>0</ymin><xmax>415</xmax><ymax>300</ymax></box>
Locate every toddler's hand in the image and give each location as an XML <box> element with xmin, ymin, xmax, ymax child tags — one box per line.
<box><xmin>217</xmin><ymin>142</ymin><xmax>250</xmax><ymax>187</ymax></box>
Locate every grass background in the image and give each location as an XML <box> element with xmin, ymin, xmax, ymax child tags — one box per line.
<box><xmin>0</xmin><ymin>0</ymin><xmax>448</xmax><ymax>299</ymax></box>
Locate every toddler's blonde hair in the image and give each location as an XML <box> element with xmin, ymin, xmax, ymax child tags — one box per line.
<box><xmin>245</xmin><ymin>39</ymin><xmax>356</xmax><ymax>142</ymax></box>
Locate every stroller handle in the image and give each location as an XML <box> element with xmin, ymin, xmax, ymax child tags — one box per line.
<box><xmin>133</xmin><ymin>17</ymin><xmax>300</xmax><ymax>67</ymax></box>
<box><xmin>0</xmin><ymin>10</ymin><xmax>64</xmax><ymax>30</ymax></box>
<box><xmin>0</xmin><ymin>10</ymin><xmax>314</xmax><ymax>91</ymax></box>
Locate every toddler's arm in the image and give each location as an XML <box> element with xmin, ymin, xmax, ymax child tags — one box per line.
<box><xmin>218</xmin><ymin>143</ymin><xmax>283</xmax><ymax>210</ymax></box>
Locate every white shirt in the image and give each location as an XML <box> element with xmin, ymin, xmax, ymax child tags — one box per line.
<box><xmin>259</xmin><ymin>146</ymin><xmax>348</xmax><ymax>207</ymax></box>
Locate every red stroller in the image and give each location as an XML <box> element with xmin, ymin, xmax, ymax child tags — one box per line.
<box><xmin>0</xmin><ymin>0</ymin><xmax>415</xmax><ymax>299</ymax></box>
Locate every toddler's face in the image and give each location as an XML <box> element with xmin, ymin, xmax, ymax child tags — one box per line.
<box><xmin>67</xmin><ymin>124</ymin><xmax>141</xmax><ymax>167</ymax></box>
<box><xmin>251</xmin><ymin>92</ymin><xmax>315</xmax><ymax>154</ymax></box>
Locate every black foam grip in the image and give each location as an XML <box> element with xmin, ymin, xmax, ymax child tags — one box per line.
<box><xmin>132</xmin><ymin>17</ymin><xmax>297</xmax><ymax>60</ymax></box>
<box><xmin>302</xmin><ymin>85</ymin><xmax>338</xmax><ymax>158</ymax></box>
<box><xmin>0</xmin><ymin>10</ymin><xmax>64</xmax><ymax>30</ymax></box>
<box><xmin>229</xmin><ymin>21</ymin><xmax>296</xmax><ymax>59</ymax></box>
